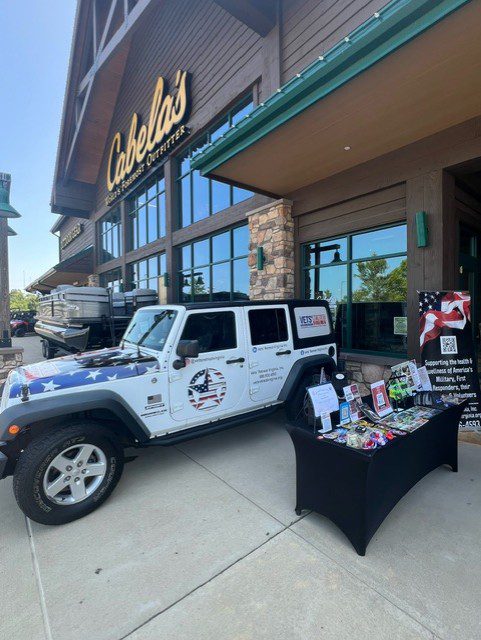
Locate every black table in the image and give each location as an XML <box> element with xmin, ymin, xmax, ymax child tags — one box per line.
<box><xmin>287</xmin><ymin>402</ymin><xmax>466</xmax><ymax>556</ymax></box>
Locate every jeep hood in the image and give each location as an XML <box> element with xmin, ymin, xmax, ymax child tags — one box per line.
<box><xmin>7</xmin><ymin>347</ymin><xmax>159</xmax><ymax>400</ymax></box>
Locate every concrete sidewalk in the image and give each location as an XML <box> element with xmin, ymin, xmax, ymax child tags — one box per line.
<box><xmin>1</xmin><ymin>414</ymin><xmax>480</xmax><ymax>640</ymax></box>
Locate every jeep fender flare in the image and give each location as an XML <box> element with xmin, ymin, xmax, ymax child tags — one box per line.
<box><xmin>278</xmin><ymin>355</ymin><xmax>337</xmax><ymax>404</ymax></box>
<box><xmin>0</xmin><ymin>389</ymin><xmax>150</xmax><ymax>444</ymax></box>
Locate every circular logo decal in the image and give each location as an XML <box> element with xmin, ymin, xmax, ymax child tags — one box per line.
<box><xmin>188</xmin><ymin>368</ymin><xmax>227</xmax><ymax>411</ymax></box>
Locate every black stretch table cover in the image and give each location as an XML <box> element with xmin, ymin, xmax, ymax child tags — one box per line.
<box><xmin>287</xmin><ymin>402</ymin><xmax>466</xmax><ymax>556</ymax></box>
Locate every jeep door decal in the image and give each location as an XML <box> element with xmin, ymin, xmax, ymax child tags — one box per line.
<box><xmin>187</xmin><ymin>368</ymin><xmax>227</xmax><ymax>411</ymax></box>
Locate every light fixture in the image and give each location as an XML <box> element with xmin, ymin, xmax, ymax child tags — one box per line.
<box><xmin>256</xmin><ymin>247</ymin><xmax>265</xmax><ymax>270</ymax></box>
<box><xmin>331</xmin><ymin>249</ymin><xmax>342</xmax><ymax>264</ymax></box>
<box><xmin>0</xmin><ymin>186</ymin><xmax>21</xmax><ymax>218</ymax></box>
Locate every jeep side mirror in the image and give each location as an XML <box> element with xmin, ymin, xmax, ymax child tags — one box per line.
<box><xmin>173</xmin><ymin>340</ymin><xmax>200</xmax><ymax>369</ymax></box>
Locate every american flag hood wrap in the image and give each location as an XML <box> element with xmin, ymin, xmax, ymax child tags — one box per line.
<box><xmin>7</xmin><ymin>347</ymin><xmax>159</xmax><ymax>400</ymax></box>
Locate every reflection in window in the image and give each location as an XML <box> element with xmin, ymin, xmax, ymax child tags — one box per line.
<box><xmin>99</xmin><ymin>267</ymin><xmax>123</xmax><ymax>292</ymax></box>
<box><xmin>98</xmin><ymin>208</ymin><xmax>122</xmax><ymax>264</ymax></box>
<box><xmin>179</xmin><ymin>225</ymin><xmax>249</xmax><ymax>303</ymax></box>
<box><xmin>130</xmin><ymin>253</ymin><xmax>166</xmax><ymax>290</ymax></box>
<box><xmin>177</xmin><ymin>96</ymin><xmax>254</xmax><ymax>227</ymax></box>
<box><xmin>181</xmin><ymin>312</ymin><xmax>237</xmax><ymax>352</ymax></box>
<box><xmin>129</xmin><ymin>173</ymin><xmax>166</xmax><ymax>250</ymax></box>
<box><xmin>303</xmin><ymin>224</ymin><xmax>407</xmax><ymax>355</ymax></box>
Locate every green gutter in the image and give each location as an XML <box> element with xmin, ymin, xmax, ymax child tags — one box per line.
<box><xmin>192</xmin><ymin>0</ymin><xmax>471</xmax><ymax>176</ymax></box>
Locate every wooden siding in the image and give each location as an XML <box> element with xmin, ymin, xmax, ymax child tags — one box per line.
<box><xmin>281</xmin><ymin>0</ymin><xmax>389</xmax><ymax>83</ymax></box>
<box><xmin>95</xmin><ymin>0</ymin><xmax>263</xmax><ymax>209</ymax></box>
<box><xmin>59</xmin><ymin>216</ymin><xmax>95</xmax><ymax>262</ymax></box>
<box><xmin>296</xmin><ymin>183</ymin><xmax>406</xmax><ymax>243</ymax></box>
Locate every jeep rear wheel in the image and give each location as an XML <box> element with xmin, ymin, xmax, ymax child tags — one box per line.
<box><xmin>13</xmin><ymin>421</ymin><xmax>124</xmax><ymax>525</ymax></box>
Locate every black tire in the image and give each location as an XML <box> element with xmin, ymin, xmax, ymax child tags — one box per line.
<box><xmin>15</xmin><ymin>327</ymin><xmax>26</xmax><ymax>337</ymax></box>
<box><xmin>285</xmin><ymin>374</ymin><xmax>312</xmax><ymax>422</ymax></box>
<box><xmin>13</xmin><ymin>421</ymin><xmax>124</xmax><ymax>525</ymax></box>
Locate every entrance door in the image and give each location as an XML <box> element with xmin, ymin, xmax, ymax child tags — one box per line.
<box><xmin>459</xmin><ymin>225</ymin><xmax>481</xmax><ymax>362</ymax></box>
<box><xmin>168</xmin><ymin>308</ymin><xmax>249</xmax><ymax>427</ymax></box>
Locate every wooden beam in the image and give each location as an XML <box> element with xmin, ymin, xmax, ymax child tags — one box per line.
<box><xmin>213</xmin><ymin>0</ymin><xmax>276</xmax><ymax>36</ymax></box>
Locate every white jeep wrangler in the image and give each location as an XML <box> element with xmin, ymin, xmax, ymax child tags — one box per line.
<box><xmin>0</xmin><ymin>300</ymin><xmax>336</xmax><ymax>524</ymax></box>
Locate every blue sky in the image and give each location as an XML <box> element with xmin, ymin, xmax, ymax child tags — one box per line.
<box><xmin>0</xmin><ymin>1</ymin><xmax>76</xmax><ymax>290</ymax></box>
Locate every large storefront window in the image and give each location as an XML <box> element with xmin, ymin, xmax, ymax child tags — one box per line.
<box><xmin>303</xmin><ymin>224</ymin><xmax>407</xmax><ymax>355</ymax></box>
<box><xmin>98</xmin><ymin>208</ymin><xmax>122</xmax><ymax>264</ymax></box>
<box><xmin>99</xmin><ymin>267</ymin><xmax>123</xmax><ymax>292</ymax></box>
<box><xmin>179</xmin><ymin>225</ymin><xmax>249</xmax><ymax>302</ymax></box>
<box><xmin>130</xmin><ymin>253</ymin><xmax>166</xmax><ymax>290</ymax></box>
<box><xmin>129</xmin><ymin>173</ymin><xmax>166</xmax><ymax>250</ymax></box>
<box><xmin>177</xmin><ymin>97</ymin><xmax>254</xmax><ymax>228</ymax></box>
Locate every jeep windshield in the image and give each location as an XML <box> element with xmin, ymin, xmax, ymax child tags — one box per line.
<box><xmin>123</xmin><ymin>308</ymin><xmax>177</xmax><ymax>352</ymax></box>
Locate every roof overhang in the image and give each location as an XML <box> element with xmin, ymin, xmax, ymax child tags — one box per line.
<box><xmin>26</xmin><ymin>246</ymin><xmax>94</xmax><ymax>294</ymax></box>
<box><xmin>192</xmin><ymin>0</ymin><xmax>477</xmax><ymax>196</ymax></box>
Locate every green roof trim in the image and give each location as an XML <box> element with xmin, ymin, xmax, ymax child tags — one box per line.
<box><xmin>192</xmin><ymin>0</ymin><xmax>470</xmax><ymax>176</ymax></box>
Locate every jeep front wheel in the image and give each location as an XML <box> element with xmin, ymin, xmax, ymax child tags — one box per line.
<box><xmin>13</xmin><ymin>421</ymin><xmax>124</xmax><ymax>525</ymax></box>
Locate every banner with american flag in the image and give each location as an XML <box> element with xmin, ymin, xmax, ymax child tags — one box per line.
<box><xmin>419</xmin><ymin>291</ymin><xmax>481</xmax><ymax>432</ymax></box>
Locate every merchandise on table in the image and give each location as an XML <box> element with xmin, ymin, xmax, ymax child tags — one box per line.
<box><xmin>371</xmin><ymin>380</ymin><xmax>393</xmax><ymax>417</ymax></box>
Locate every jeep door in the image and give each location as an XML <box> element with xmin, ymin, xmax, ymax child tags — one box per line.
<box><xmin>168</xmin><ymin>308</ymin><xmax>249</xmax><ymax>426</ymax></box>
<box><xmin>244</xmin><ymin>305</ymin><xmax>295</xmax><ymax>403</ymax></box>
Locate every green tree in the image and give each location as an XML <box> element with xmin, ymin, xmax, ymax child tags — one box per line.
<box><xmin>10</xmin><ymin>289</ymin><xmax>40</xmax><ymax>312</ymax></box>
<box><xmin>352</xmin><ymin>258</ymin><xmax>406</xmax><ymax>302</ymax></box>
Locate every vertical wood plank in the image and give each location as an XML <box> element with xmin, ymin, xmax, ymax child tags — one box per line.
<box><xmin>406</xmin><ymin>175</ymin><xmax>424</xmax><ymax>361</ymax></box>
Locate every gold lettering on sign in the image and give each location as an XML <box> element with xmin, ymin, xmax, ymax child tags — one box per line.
<box><xmin>106</xmin><ymin>70</ymin><xmax>190</xmax><ymax>199</ymax></box>
<box><xmin>61</xmin><ymin>223</ymin><xmax>84</xmax><ymax>250</ymax></box>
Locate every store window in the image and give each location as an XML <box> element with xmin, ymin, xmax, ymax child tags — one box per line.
<box><xmin>177</xmin><ymin>97</ymin><xmax>254</xmax><ymax>227</ymax></box>
<box><xmin>181</xmin><ymin>312</ymin><xmax>237</xmax><ymax>352</ymax></box>
<box><xmin>98</xmin><ymin>208</ymin><xmax>122</xmax><ymax>264</ymax></box>
<box><xmin>179</xmin><ymin>225</ymin><xmax>249</xmax><ymax>303</ymax></box>
<box><xmin>303</xmin><ymin>224</ymin><xmax>407</xmax><ymax>355</ymax></box>
<box><xmin>249</xmin><ymin>309</ymin><xmax>288</xmax><ymax>345</ymax></box>
<box><xmin>129</xmin><ymin>253</ymin><xmax>166</xmax><ymax>290</ymax></box>
<box><xmin>99</xmin><ymin>267</ymin><xmax>123</xmax><ymax>292</ymax></box>
<box><xmin>128</xmin><ymin>172</ymin><xmax>166</xmax><ymax>250</ymax></box>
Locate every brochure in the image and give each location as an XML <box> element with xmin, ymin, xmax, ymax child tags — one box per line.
<box><xmin>391</xmin><ymin>360</ymin><xmax>422</xmax><ymax>392</ymax></box>
<box><xmin>339</xmin><ymin>401</ymin><xmax>351</xmax><ymax>425</ymax></box>
<box><xmin>371</xmin><ymin>380</ymin><xmax>393</xmax><ymax>417</ymax></box>
<box><xmin>417</xmin><ymin>365</ymin><xmax>433</xmax><ymax>391</ymax></box>
<box><xmin>319</xmin><ymin>412</ymin><xmax>332</xmax><ymax>432</ymax></box>
<box><xmin>343</xmin><ymin>383</ymin><xmax>361</xmax><ymax>402</ymax></box>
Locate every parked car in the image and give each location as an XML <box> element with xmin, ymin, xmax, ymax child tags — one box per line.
<box><xmin>0</xmin><ymin>300</ymin><xmax>337</xmax><ymax>525</ymax></box>
<box><xmin>10</xmin><ymin>310</ymin><xmax>37</xmax><ymax>337</ymax></box>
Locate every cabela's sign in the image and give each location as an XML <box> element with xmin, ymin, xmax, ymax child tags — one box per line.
<box><xmin>106</xmin><ymin>70</ymin><xmax>190</xmax><ymax>205</ymax></box>
<box><xmin>61</xmin><ymin>222</ymin><xmax>83</xmax><ymax>249</ymax></box>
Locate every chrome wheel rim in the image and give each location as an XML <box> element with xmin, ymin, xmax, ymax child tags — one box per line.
<box><xmin>43</xmin><ymin>443</ymin><xmax>107</xmax><ymax>506</ymax></box>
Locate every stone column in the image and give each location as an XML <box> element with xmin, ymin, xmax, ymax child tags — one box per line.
<box><xmin>247</xmin><ymin>199</ymin><xmax>295</xmax><ymax>300</ymax></box>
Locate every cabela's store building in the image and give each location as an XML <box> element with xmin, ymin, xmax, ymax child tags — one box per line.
<box><xmin>29</xmin><ymin>0</ymin><xmax>481</xmax><ymax>387</ymax></box>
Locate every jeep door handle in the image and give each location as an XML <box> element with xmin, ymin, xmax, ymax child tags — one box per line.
<box><xmin>226</xmin><ymin>357</ymin><xmax>245</xmax><ymax>364</ymax></box>
<box><xmin>276</xmin><ymin>350</ymin><xmax>292</xmax><ymax>356</ymax></box>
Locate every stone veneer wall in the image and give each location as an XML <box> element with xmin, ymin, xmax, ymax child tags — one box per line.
<box><xmin>343</xmin><ymin>359</ymin><xmax>391</xmax><ymax>396</ymax></box>
<box><xmin>0</xmin><ymin>347</ymin><xmax>23</xmax><ymax>383</ymax></box>
<box><xmin>247</xmin><ymin>199</ymin><xmax>295</xmax><ymax>300</ymax></box>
